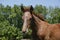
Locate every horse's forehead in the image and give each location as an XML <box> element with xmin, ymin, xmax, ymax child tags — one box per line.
<box><xmin>24</xmin><ymin>12</ymin><xmax>31</xmax><ymax>16</ymax></box>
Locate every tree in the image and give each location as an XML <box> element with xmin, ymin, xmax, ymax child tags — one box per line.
<box><xmin>35</xmin><ymin>5</ymin><xmax>48</xmax><ymax>18</ymax></box>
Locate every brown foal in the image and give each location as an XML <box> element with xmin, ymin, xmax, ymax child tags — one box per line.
<box><xmin>21</xmin><ymin>5</ymin><xmax>60</xmax><ymax>40</ymax></box>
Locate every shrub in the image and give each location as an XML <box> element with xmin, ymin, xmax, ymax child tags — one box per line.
<box><xmin>0</xmin><ymin>20</ymin><xmax>23</xmax><ymax>40</ymax></box>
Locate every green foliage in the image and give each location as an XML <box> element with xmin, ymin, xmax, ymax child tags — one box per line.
<box><xmin>34</xmin><ymin>5</ymin><xmax>48</xmax><ymax>17</ymax></box>
<box><xmin>47</xmin><ymin>7</ymin><xmax>60</xmax><ymax>23</ymax></box>
<box><xmin>0</xmin><ymin>4</ymin><xmax>23</xmax><ymax>40</ymax></box>
<box><xmin>0</xmin><ymin>20</ymin><xmax>23</xmax><ymax>40</ymax></box>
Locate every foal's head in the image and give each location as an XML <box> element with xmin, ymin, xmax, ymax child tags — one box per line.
<box><xmin>21</xmin><ymin>5</ymin><xmax>34</xmax><ymax>33</ymax></box>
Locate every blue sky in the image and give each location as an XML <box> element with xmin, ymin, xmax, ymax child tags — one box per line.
<box><xmin>0</xmin><ymin>0</ymin><xmax>60</xmax><ymax>7</ymax></box>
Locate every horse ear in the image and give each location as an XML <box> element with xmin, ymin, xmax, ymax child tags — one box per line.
<box><xmin>30</xmin><ymin>5</ymin><xmax>34</xmax><ymax>11</ymax></box>
<box><xmin>21</xmin><ymin>5</ymin><xmax>24</xmax><ymax>12</ymax></box>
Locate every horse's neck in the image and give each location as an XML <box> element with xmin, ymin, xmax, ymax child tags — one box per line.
<box><xmin>31</xmin><ymin>14</ymin><xmax>48</xmax><ymax>40</ymax></box>
<box><xmin>31</xmin><ymin>14</ymin><xmax>50</xmax><ymax>40</ymax></box>
<box><xmin>31</xmin><ymin>17</ymin><xmax>40</xmax><ymax>40</ymax></box>
<box><xmin>32</xmin><ymin>14</ymin><xmax>49</xmax><ymax>30</ymax></box>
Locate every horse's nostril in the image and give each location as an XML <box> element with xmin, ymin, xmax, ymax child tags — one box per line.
<box><xmin>22</xmin><ymin>31</ymin><xmax>26</xmax><ymax>34</ymax></box>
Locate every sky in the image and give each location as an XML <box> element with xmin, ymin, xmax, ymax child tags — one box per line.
<box><xmin>0</xmin><ymin>0</ymin><xmax>60</xmax><ymax>7</ymax></box>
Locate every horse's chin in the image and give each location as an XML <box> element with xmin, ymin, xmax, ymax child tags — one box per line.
<box><xmin>26</xmin><ymin>28</ymin><xmax>29</xmax><ymax>33</ymax></box>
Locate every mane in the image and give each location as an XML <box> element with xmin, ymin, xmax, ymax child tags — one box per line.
<box><xmin>32</xmin><ymin>11</ymin><xmax>46</xmax><ymax>21</ymax></box>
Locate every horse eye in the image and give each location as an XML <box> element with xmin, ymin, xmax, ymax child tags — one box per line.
<box><xmin>30</xmin><ymin>18</ymin><xmax>32</xmax><ymax>20</ymax></box>
<box><xmin>22</xmin><ymin>16</ymin><xmax>24</xmax><ymax>19</ymax></box>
